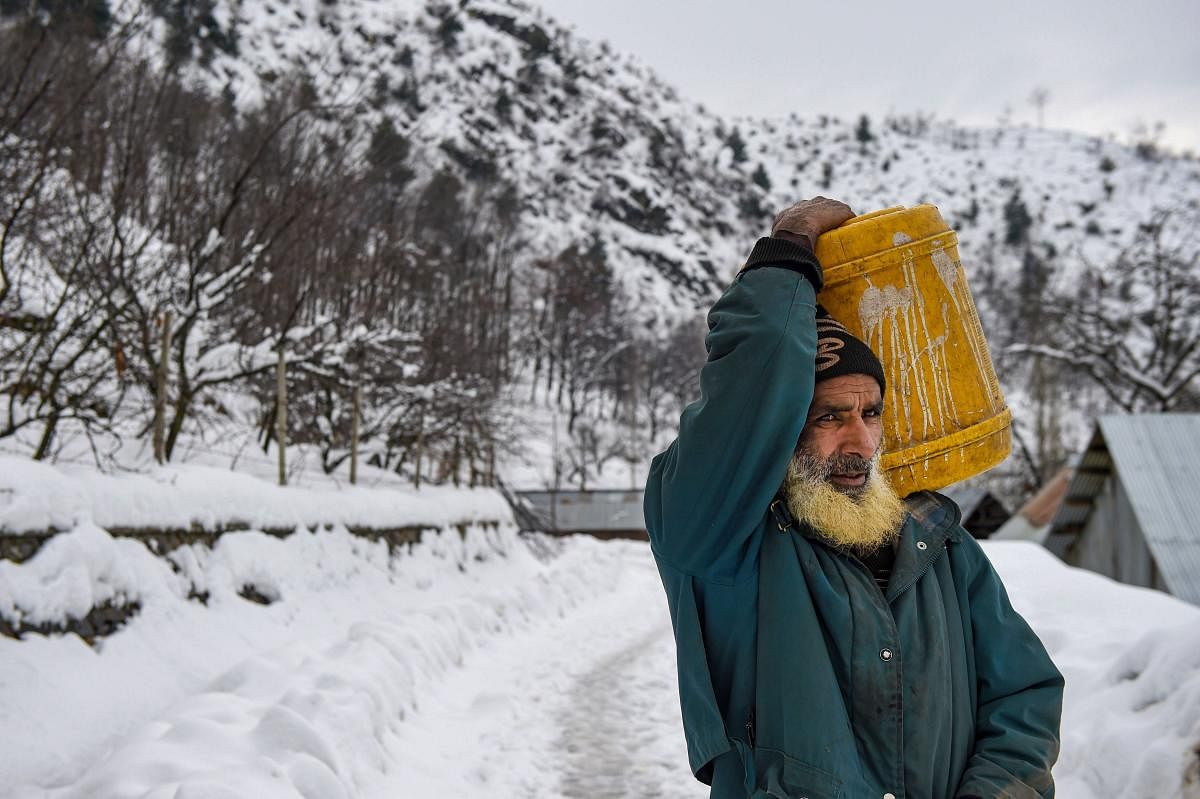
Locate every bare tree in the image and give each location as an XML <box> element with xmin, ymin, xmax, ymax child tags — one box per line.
<box><xmin>0</xmin><ymin>8</ymin><xmax>597</xmax><ymax>489</ymax></box>
<box><xmin>0</xmin><ymin>13</ymin><xmax>354</xmax><ymax>461</ymax></box>
<box><xmin>0</xmin><ymin>16</ymin><xmax>145</xmax><ymax>457</ymax></box>
<box><xmin>1008</xmin><ymin>212</ymin><xmax>1200</xmax><ymax>412</ymax></box>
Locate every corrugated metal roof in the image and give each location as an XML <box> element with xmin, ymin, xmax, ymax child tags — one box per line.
<box><xmin>516</xmin><ymin>490</ymin><xmax>646</xmax><ymax>533</ymax></box>
<box><xmin>1099</xmin><ymin>415</ymin><xmax>1200</xmax><ymax>605</ymax></box>
<box><xmin>1052</xmin><ymin>415</ymin><xmax>1200</xmax><ymax>605</ymax></box>
<box><xmin>1049</xmin><ymin>427</ymin><xmax>1112</xmax><ymax>541</ymax></box>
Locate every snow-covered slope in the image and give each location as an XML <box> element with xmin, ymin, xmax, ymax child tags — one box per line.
<box><xmin>988</xmin><ymin>543</ymin><xmax>1200</xmax><ymax>798</ymax></box>
<box><xmin>109</xmin><ymin>0</ymin><xmax>1200</xmax><ymax>322</ymax></box>
<box><xmin>72</xmin><ymin>0</ymin><xmax>1198</xmax><ymax>501</ymax></box>
<box><xmin>6</xmin><ymin>0</ymin><xmax>1199</xmax><ymax>499</ymax></box>
<box><xmin>112</xmin><ymin>0</ymin><xmax>763</xmax><ymax>321</ymax></box>
<box><xmin>751</xmin><ymin>119</ymin><xmax>1200</xmax><ymax>287</ymax></box>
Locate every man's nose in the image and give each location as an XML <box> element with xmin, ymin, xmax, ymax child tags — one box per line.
<box><xmin>839</xmin><ymin>416</ymin><xmax>876</xmax><ymax>459</ymax></box>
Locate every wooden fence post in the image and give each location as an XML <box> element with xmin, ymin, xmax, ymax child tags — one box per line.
<box><xmin>276</xmin><ymin>347</ymin><xmax>287</xmax><ymax>486</ymax></box>
<box><xmin>350</xmin><ymin>383</ymin><xmax>362</xmax><ymax>485</ymax></box>
<box><xmin>153</xmin><ymin>310</ymin><xmax>172</xmax><ymax>464</ymax></box>
<box><xmin>413</xmin><ymin>402</ymin><xmax>424</xmax><ymax>489</ymax></box>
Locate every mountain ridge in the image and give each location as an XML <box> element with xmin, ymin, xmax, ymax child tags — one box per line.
<box><xmin>5</xmin><ymin>0</ymin><xmax>1200</xmax><ymax>494</ymax></box>
<box><xmin>95</xmin><ymin>0</ymin><xmax>1199</xmax><ymax>327</ymax></box>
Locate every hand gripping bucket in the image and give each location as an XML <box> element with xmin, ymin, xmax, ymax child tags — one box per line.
<box><xmin>814</xmin><ymin>205</ymin><xmax>1011</xmax><ymax>496</ymax></box>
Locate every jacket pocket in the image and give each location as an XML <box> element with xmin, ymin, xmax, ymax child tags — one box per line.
<box><xmin>752</xmin><ymin>746</ymin><xmax>844</xmax><ymax>799</ymax></box>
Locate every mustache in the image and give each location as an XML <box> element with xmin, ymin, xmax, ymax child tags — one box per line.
<box><xmin>797</xmin><ymin>450</ymin><xmax>873</xmax><ymax>478</ymax></box>
<box><xmin>822</xmin><ymin>452</ymin><xmax>872</xmax><ymax>477</ymax></box>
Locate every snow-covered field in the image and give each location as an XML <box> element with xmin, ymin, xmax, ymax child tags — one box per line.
<box><xmin>2</xmin><ymin>461</ymin><xmax>1200</xmax><ymax>798</ymax></box>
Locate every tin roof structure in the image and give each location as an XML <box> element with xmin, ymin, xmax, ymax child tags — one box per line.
<box><xmin>1048</xmin><ymin>415</ymin><xmax>1200</xmax><ymax>605</ymax></box>
<box><xmin>991</xmin><ymin>467</ymin><xmax>1071</xmax><ymax>544</ymax></box>
<box><xmin>940</xmin><ymin>484</ymin><xmax>1010</xmax><ymax>539</ymax></box>
<box><xmin>513</xmin><ymin>489</ymin><xmax>647</xmax><ymax>538</ymax></box>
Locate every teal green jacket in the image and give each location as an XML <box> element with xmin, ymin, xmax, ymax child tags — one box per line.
<box><xmin>645</xmin><ymin>257</ymin><xmax>1064</xmax><ymax>799</ymax></box>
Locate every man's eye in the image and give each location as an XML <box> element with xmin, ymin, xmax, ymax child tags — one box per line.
<box><xmin>818</xmin><ymin>413</ymin><xmax>837</xmax><ymax>422</ymax></box>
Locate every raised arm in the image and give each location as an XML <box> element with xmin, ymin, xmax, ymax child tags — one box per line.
<box><xmin>644</xmin><ymin>198</ymin><xmax>853</xmax><ymax>582</ymax></box>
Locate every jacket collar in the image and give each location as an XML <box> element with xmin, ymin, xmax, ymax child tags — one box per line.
<box><xmin>885</xmin><ymin>498</ymin><xmax>959</xmax><ymax>601</ymax></box>
<box><xmin>769</xmin><ymin>490</ymin><xmax>964</xmax><ymax>601</ymax></box>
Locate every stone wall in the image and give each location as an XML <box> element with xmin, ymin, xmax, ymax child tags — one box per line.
<box><xmin>0</xmin><ymin>520</ymin><xmax>501</xmax><ymax>643</ymax></box>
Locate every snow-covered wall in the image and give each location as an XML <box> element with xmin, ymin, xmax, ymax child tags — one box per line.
<box><xmin>0</xmin><ymin>455</ymin><xmax>512</xmax><ymax>536</ymax></box>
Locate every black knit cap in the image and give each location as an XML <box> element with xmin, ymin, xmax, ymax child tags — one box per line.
<box><xmin>815</xmin><ymin>306</ymin><xmax>886</xmax><ymax>393</ymax></box>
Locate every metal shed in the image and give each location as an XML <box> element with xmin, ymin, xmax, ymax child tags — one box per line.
<box><xmin>512</xmin><ymin>489</ymin><xmax>647</xmax><ymax>540</ymax></box>
<box><xmin>990</xmin><ymin>468</ymin><xmax>1071</xmax><ymax>545</ymax></box>
<box><xmin>1047</xmin><ymin>414</ymin><xmax>1200</xmax><ymax>606</ymax></box>
<box><xmin>939</xmin><ymin>484</ymin><xmax>1011</xmax><ymax>539</ymax></box>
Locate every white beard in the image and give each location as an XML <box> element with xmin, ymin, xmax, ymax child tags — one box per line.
<box><xmin>782</xmin><ymin>450</ymin><xmax>907</xmax><ymax>554</ymax></box>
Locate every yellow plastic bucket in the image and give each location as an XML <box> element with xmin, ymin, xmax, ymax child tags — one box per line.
<box><xmin>814</xmin><ymin>204</ymin><xmax>1010</xmax><ymax>496</ymax></box>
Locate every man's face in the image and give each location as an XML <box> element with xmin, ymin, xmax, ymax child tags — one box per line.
<box><xmin>796</xmin><ymin>374</ymin><xmax>885</xmax><ymax>496</ymax></box>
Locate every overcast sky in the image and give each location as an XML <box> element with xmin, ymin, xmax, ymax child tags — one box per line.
<box><xmin>534</xmin><ymin>0</ymin><xmax>1200</xmax><ymax>154</ymax></box>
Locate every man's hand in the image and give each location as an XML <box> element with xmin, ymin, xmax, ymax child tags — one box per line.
<box><xmin>771</xmin><ymin>197</ymin><xmax>855</xmax><ymax>250</ymax></box>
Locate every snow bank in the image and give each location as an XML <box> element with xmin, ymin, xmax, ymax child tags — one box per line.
<box><xmin>0</xmin><ymin>455</ymin><xmax>510</xmax><ymax>534</ymax></box>
<box><xmin>0</xmin><ymin>521</ymin><xmax>161</xmax><ymax>628</ymax></box>
<box><xmin>0</xmin><ymin>521</ymin><xmax>626</xmax><ymax>797</ymax></box>
<box><xmin>985</xmin><ymin>541</ymin><xmax>1200</xmax><ymax>799</ymax></box>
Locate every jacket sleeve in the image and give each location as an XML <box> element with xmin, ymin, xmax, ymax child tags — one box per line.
<box><xmin>955</xmin><ymin>537</ymin><xmax>1065</xmax><ymax>799</ymax></box>
<box><xmin>644</xmin><ymin>253</ymin><xmax>818</xmax><ymax>583</ymax></box>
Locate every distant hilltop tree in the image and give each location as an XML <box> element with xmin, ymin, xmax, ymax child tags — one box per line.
<box><xmin>1029</xmin><ymin>87</ymin><xmax>1050</xmax><ymax>129</ymax></box>
<box><xmin>726</xmin><ymin>126</ymin><xmax>748</xmax><ymax>165</ymax></box>
<box><xmin>751</xmin><ymin>163</ymin><xmax>771</xmax><ymax>192</ymax></box>
<box><xmin>855</xmin><ymin>114</ymin><xmax>875</xmax><ymax>147</ymax></box>
<box><xmin>1004</xmin><ymin>189</ymin><xmax>1033</xmax><ymax>247</ymax></box>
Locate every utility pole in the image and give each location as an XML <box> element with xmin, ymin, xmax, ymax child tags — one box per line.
<box><xmin>628</xmin><ymin>354</ymin><xmax>639</xmax><ymax>490</ymax></box>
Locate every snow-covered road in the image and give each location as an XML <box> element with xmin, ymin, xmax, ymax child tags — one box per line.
<box><xmin>364</xmin><ymin>537</ymin><xmax>702</xmax><ymax>798</ymax></box>
<box><xmin>1</xmin><ymin>525</ymin><xmax>706</xmax><ymax>799</ymax></box>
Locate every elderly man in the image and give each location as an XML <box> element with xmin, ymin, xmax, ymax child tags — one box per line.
<box><xmin>645</xmin><ymin>197</ymin><xmax>1063</xmax><ymax>799</ymax></box>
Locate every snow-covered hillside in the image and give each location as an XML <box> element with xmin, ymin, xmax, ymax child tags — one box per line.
<box><xmin>5</xmin><ymin>0</ymin><xmax>1200</xmax><ymax>499</ymax></box>
<box><xmin>106</xmin><ymin>0</ymin><xmax>1200</xmax><ymax>321</ymax></box>
<box><xmin>31</xmin><ymin>0</ymin><xmax>1182</xmax><ymax>500</ymax></box>
<box><xmin>112</xmin><ymin>0</ymin><xmax>760</xmax><ymax>318</ymax></box>
<box><xmin>1</xmin><ymin>464</ymin><xmax>1199</xmax><ymax>798</ymax></box>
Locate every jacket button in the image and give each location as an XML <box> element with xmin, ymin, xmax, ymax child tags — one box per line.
<box><xmin>880</xmin><ymin>648</ymin><xmax>893</xmax><ymax>661</ymax></box>
<box><xmin>883</xmin><ymin>793</ymin><xmax>897</xmax><ymax>799</ymax></box>
<box><xmin>916</xmin><ymin>540</ymin><xmax>928</xmax><ymax>550</ymax></box>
